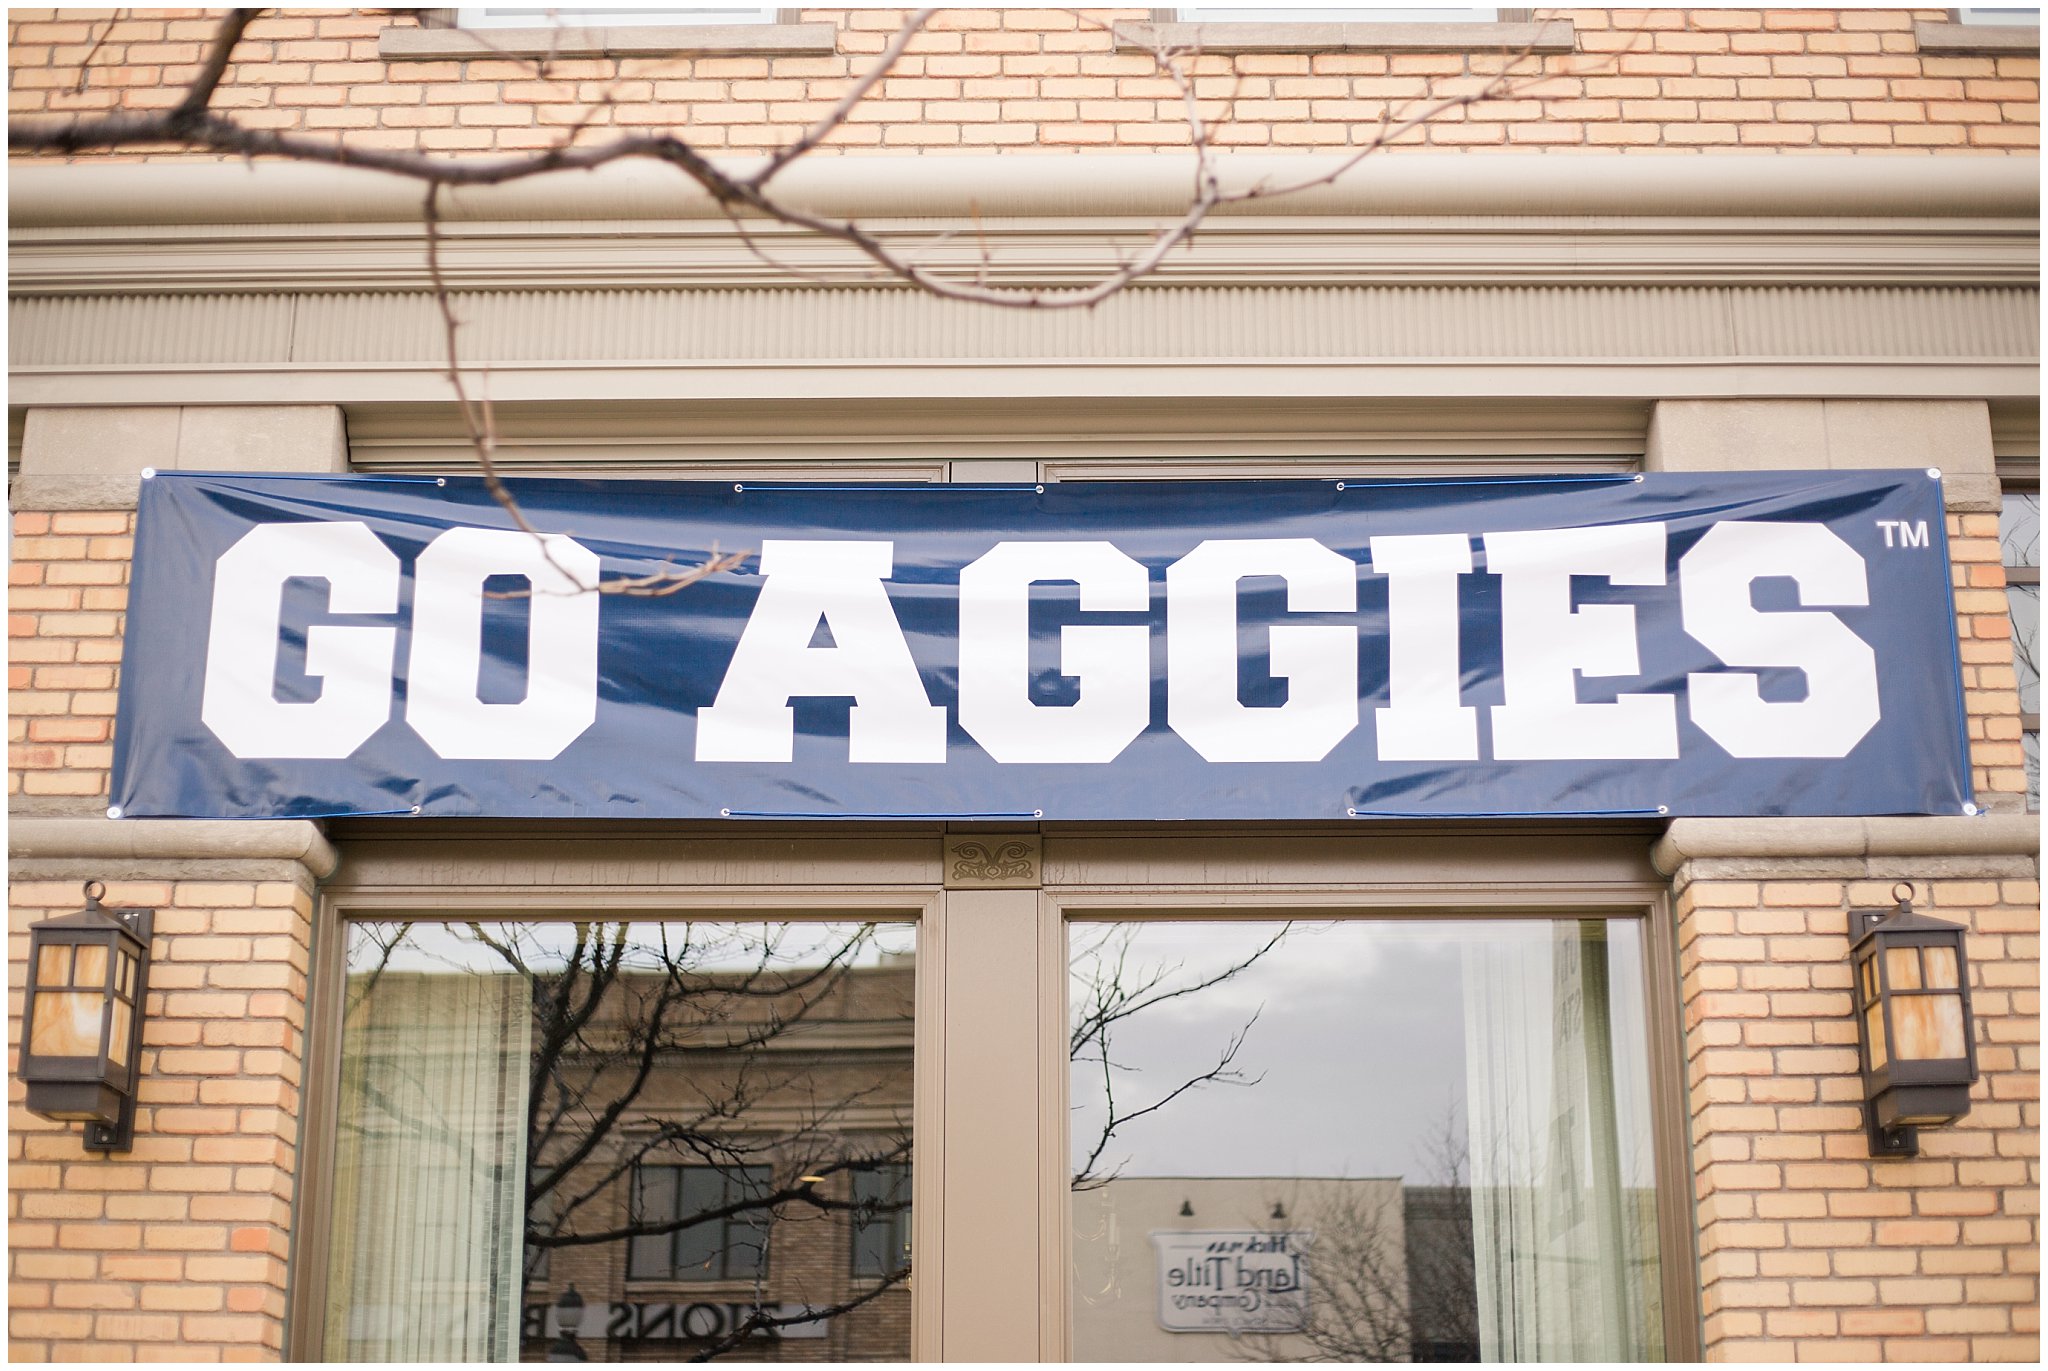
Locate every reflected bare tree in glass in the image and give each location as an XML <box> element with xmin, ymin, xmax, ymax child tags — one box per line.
<box><xmin>1241</xmin><ymin>1110</ymin><xmax>1479</xmax><ymax>1365</ymax></box>
<box><xmin>1068</xmin><ymin>923</ymin><xmax>1290</xmax><ymax>1189</ymax></box>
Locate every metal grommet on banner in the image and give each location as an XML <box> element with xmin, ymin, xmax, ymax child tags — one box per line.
<box><xmin>435</xmin><ymin>477</ymin><xmax>446</xmax><ymax>487</ymax></box>
<box><xmin>734</xmin><ymin>484</ymin><xmax>745</xmax><ymax>493</ymax></box>
<box><xmin>140</xmin><ymin>469</ymin><xmax>155</xmax><ymax>481</ymax></box>
<box><xmin>1632</xmin><ymin>474</ymin><xmax>1645</xmax><ymax>482</ymax></box>
<box><xmin>1927</xmin><ymin>468</ymin><xmax>1942</xmax><ymax>480</ymax></box>
<box><xmin>106</xmin><ymin>806</ymin><xmax>124</xmax><ymax>819</ymax></box>
<box><xmin>1963</xmin><ymin>802</ymin><xmax>1980</xmax><ymax>816</ymax></box>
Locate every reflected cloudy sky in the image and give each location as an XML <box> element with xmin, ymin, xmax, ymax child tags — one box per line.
<box><xmin>345</xmin><ymin>918</ymin><xmax>918</xmax><ymax>976</ymax></box>
<box><xmin>1069</xmin><ymin>919</ymin><xmax>1654</xmax><ymax>1186</ymax></box>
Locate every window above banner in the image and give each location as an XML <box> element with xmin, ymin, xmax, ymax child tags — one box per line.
<box><xmin>109</xmin><ymin>472</ymin><xmax>1971</xmax><ymax>823</ymax></box>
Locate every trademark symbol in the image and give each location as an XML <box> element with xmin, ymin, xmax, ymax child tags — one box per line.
<box><xmin>1876</xmin><ymin>519</ymin><xmax>1929</xmax><ymax>550</ymax></box>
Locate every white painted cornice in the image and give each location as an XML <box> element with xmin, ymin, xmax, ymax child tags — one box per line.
<box><xmin>8</xmin><ymin>154</ymin><xmax>2039</xmax><ymax>293</ymax></box>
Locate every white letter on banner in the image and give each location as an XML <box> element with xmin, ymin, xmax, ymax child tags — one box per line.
<box><xmin>696</xmin><ymin>540</ymin><xmax>944</xmax><ymax>764</ymax></box>
<box><xmin>1486</xmin><ymin>522</ymin><xmax>1679</xmax><ymax>760</ymax></box>
<box><xmin>200</xmin><ymin>522</ymin><xmax>399</xmax><ymax>759</ymax></box>
<box><xmin>1369</xmin><ymin>532</ymin><xmax>1478</xmax><ymax>761</ymax></box>
<box><xmin>406</xmin><ymin>528</ymin><xmax>600</xmax><ymax>760</ymax></box>
<box><xmin>958</xmin><ymin>541</ymin><xmax>1150</xmax><ymax>763</ymax></box>
<box><xmin>1166</xmin><ymin>538</ymin><xmax>1358</xmax><ymax>763</ymax></box>
<box><xmin>1681</xmin><ymin>521</ymin><xmax>1880</xmax><ymax>758</ymax></box>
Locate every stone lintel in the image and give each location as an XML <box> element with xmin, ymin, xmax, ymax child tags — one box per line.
<box><xmin>1653</xmin><ymin>815</ymin><xmax>2039</xmax><ymax>878</ymax></box>
<box><xmin>1645</xmin><ymin>399</ymin><xmax>2002</xmax><ymax>510</ymax></box>
<box><xmin>15</xmin><ymin>404</ymin><xmax>349</xmax><ymax>505</ymax></box>
<box><xmin>9</xmin><ymin>816</ymin><xmax>340</xmax><ymax>880</ymax></box>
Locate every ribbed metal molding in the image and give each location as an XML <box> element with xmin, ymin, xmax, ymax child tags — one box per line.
<box><xmin>10</xmin><ymin>283</ymin><xmax>2038</xmax><ymax>368</ymax></box>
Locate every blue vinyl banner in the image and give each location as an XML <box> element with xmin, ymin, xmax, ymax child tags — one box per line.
<box><xmin>110</xmin><ymin>470</ymin><xmax>1973</xmax><ymax>822</ymax></box>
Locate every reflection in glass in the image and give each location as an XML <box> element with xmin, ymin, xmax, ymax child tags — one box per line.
<box><xmin>323</xmin><ymin>921</ymin><xmax>915</xmax><ymax>1362</ymax></box>
<box><xmin>1071</xmin><ymin>919</ymin><xmax>1664</xmax><ymax>1362</ymax></box>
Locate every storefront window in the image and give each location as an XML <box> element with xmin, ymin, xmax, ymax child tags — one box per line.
<box><xmin>1070</xmin><ymin>918</ymin><xmax>1665</xmax><ymax>1362</ymax></box>
<box><xmin>320</xmin><ymin>920</ymin><xmax>915</xmax><ymax>1362</ymax></box>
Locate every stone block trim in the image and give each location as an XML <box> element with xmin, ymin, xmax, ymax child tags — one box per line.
<box><xmin>7</xmin><ymin>872</ymin><xmax>316</xmax><ymax>1363</ymax></box>
<box><xmin>1674</xmin><ymin>867</ymin><xmax>2041</xmax><ymax>1362</ymax></box>
<box><xmin>5</xmin><ymin>8</ymin><xmax>2037</xmax><ymax>158</ymax></box>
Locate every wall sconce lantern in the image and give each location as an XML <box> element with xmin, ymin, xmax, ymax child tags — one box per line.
<box><xmin>1848</xmin><ymin>883</ymin><xmax>1978</xmax><ymax>1158</ymax></box>
<box><xmin>19</xmin><ymin>882</ymin><xmax>153</xmax><ymax>1153</ymax></box>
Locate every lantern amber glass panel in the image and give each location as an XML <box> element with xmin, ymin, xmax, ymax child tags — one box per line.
<box><xmin>29</xmin><ymin>943</ymin><xmax>112</xmax><ymax>1065</ymax></box>
<box><xmin>1885</xmin><ymin>944</ymin><xmax>1967</xmax><ymax>1062</ymax></box>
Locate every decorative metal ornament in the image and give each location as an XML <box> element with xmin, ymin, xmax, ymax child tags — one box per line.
<box><xmin>18</xmin><ymin>881</ymin><xmax>153</xmax><ymax>1153</ymax></box>
<box><xmin>1847</xmin><ymin>883</ymin><xmax>1978</xmax><ymax>1158</ymax></box>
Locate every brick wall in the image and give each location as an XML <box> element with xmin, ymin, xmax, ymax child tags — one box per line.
<box><xmin>7</xmin><ymin>874</ymin><xmax>314</xmax><ymax>1362</ymax></box>
<box><xmin>8</xmin><ymin>511</ymin><xmax>128</xmax><ymax>809</ymax></box>
<box><xmin>1676</xmin><ymin>869</ymin><xmax>2040</xmax><ymax>1361</ymax></box>
<box><xmin>6</xmin><ymin>8</ymin><xmax>2039</xmax><ymax>158</ymax></box>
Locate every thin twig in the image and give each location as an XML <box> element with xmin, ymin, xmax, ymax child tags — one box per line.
<box><xmin>422</xmin><ymin>184</ymin><xmax>748</xmax><ymax>594</ymax></box>
<box><xmin>749</xmin><ymin>7</ymin><xmax>936</xmax><ymax>189</ymax></box>
<box><xmin>69</xmin><ymin>10</ymin><xmax>123</xmax><ymax>96</ymax></box>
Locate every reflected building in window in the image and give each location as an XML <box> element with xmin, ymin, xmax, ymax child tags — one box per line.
<box><xmin>1069</xmin><ymin>919</ymin><xmax>1665</xmax><ymax>1364</ymax></box>
<box><xmin>320</xmin><ymin>921</ymin><xmax>915</xmax><ymax>1363</ymax></box>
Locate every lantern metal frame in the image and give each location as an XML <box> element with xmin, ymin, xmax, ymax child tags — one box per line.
<box><xmin>18</xmin><ymin>881</ymin><xmax>153</xmax><ymax>1153</ymax></box>
<box><xmin>1847</xmin><ymin>883</ymin><xmax>1979</xmax><ymax>1159</ymax></box>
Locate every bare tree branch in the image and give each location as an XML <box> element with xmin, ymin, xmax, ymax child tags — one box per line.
<box><xmin>11</xmin><ymin>9</ymin><xmax>1593</xmax><ymax>311</ymax></box>
<box><xmin>1068</xmin><ymin>923</ymin><xmax>1290</xmax><ymax>1188</ymax></box>
<box><xmin>167</xmin><ymin>9</ymin><xmax>257</xmax><ymax>128</ymax></box>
